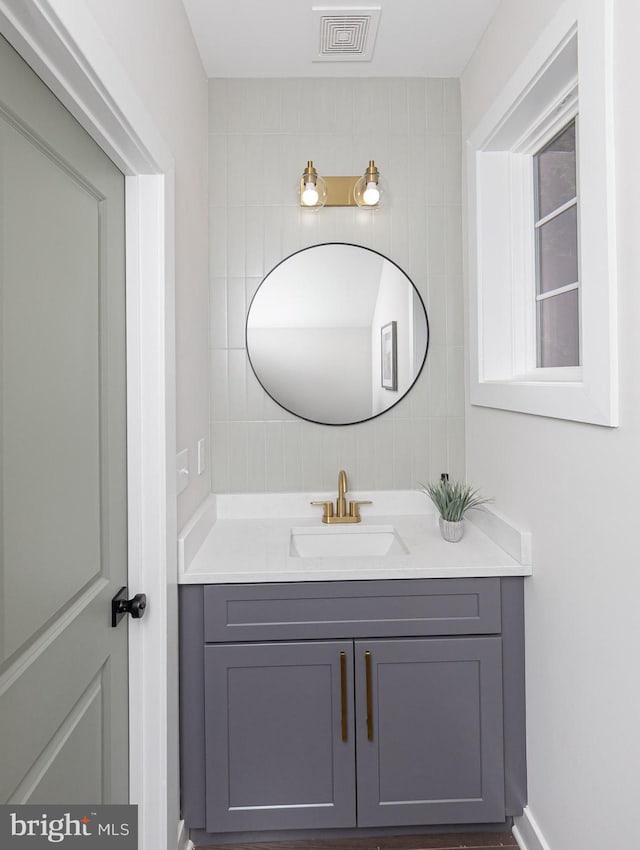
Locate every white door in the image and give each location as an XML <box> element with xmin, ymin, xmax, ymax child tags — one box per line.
<box><xmin>0</xmin><ymin>32</ymin><xmax>129</xmax><ymax>803</ymax></box>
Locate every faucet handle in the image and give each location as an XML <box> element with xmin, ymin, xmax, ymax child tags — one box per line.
<box><xmin>311</xmin><ymin>500</ymin><xmax>334</xmax><ymax>522</ymax></box>
<box><xmin>348</xmin><ymin>500</ymin><xmax>372</xmax><ymax>520</ymax></box>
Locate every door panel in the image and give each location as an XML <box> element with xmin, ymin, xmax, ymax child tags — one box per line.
<box><xmin>1</xmin><ymin>108</ymin><xmax>103</xmax><ymax>661</ymax></box>
<box><xmin>204</xmin><ymin>641</ymin><xmax>356</xmax><ymax>832</ymax></box>
<box><xmin>0</xmin><ymin>34</ymin><xmax>128</xmax><ymax>803</ymax></box>
<box><xmin>9</xmin><ymin>669</ymin><xmax>106</xmax><ymax>805</ymax></box>
<box><xmin>355</xmin><ymin>638</ymin><xmax>505</xmax><ymax>826</ymax></box>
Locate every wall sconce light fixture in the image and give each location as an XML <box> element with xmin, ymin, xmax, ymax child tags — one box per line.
<box><xmin>354</xmin><ymin>160</ymin><xmax>383</xmax><ymax>208</ymax></box>
<box><xmin>299</xmin><ymin>160</ymin><xmax>385</xmax><ymax>210</ymax></box>
<box><xmin>300</xmin><ymin>161</ymin><xmax>328</xmax><ymax>210</ymax></box>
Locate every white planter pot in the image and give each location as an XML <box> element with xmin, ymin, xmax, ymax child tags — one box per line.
<box><xmin>439</xmin><ymin>516</ymin><xmax>465</xmax><ymax>543</ymax></box>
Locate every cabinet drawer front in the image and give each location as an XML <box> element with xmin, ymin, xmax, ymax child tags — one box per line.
<box><xmin>203</xmin><ymin>578</ymin><xmax>501</xmax><ymax>642</ymax></box>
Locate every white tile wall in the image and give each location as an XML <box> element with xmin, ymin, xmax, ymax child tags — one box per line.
<box><xmin>208</xmin><ymin>77</ymin><xmax>465</xmax><ymax>493</ymax></box>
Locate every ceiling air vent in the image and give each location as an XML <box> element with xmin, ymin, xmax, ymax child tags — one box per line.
<box><xmin>312</xmin><ymin>6</ymin><xmax>381</xmax><ymax>62</ymax></box>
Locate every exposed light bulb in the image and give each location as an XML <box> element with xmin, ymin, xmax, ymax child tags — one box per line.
<box><xmin>301</xmin><ymin>182</ymin><xmax>319</xmax><ymax>206</ymax></box>
<box><xmin>362</xmin><ymin>181</ymin><xmax>380</xmax><ymax>206</ymax></box>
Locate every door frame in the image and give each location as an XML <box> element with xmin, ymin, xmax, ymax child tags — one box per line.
<box><xmin>0</xmin><ymin>3</ymin><xmax>178</xmax><ymax>849</ymax></box>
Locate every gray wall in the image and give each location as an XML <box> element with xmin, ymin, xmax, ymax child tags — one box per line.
<box><xmin>461</xmin><ymin>1</ymin><xmax>640</xmax><ymax>848</ymax></box>
<box><xmin>208</xmin><ymin>77</ymin><xmax>464</xmax><ymax>492</ymax></box>
<box><xmin>85</xmin><ymin>0</ymin><xmax>210</xmax><ymax>530</ymax></box>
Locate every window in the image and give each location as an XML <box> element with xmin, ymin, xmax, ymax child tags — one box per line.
<box><xmin>533</xmin><ymin>119</ymin><xmax>579</xmax><ymax>368</ymax></box>
<box><xmin>467</xmin><ymin>1</ymin><xmax>617</xmax><ymax>426</ymax></box>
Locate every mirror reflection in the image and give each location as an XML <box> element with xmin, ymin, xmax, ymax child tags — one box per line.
<box><xmin>246</xmin><ymin>243</ymin><xmax>429</xmax><ymax>425</ymax></box>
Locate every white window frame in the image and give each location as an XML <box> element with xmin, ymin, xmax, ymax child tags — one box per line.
<box><xmin>466</xmin><ymin>0</ymin><xmax>617</xmax><ymax>426</ymax></box>
<box><xmin>531</xmin><ymin>114</ymin><xmax>582</xmax><ymax>366</ymax></box>
<box><xmin>530</xmin><ymin>109</ymin><xmax>580</xmax><ymax>374</ymax></box>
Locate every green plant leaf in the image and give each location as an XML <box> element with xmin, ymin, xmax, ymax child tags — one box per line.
<box><xmin>418</xmin><ymin>479</ymin><xmax>493</xmax><ymax>522</ymax></box>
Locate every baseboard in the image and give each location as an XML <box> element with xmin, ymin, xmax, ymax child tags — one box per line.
<box><xmin>177</xmin><ymin>819</ymin><xmax>195</xmax><ymax>850</ymax></box>
<box><xmin>513</xmin><ymin>807</ymin><xmax>552</xmax><ymax>850</ymax></box>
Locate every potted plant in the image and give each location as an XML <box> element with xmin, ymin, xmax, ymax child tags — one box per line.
<box><xmin>419</xmin><ymin>479</ymin><xmax>492</xmax><ymax>543</ymax></box>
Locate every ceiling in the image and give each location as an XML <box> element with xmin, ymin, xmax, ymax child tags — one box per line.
<box><xmin>182</xmin><ymin>0</ymin><xmax>500</xmax><ymax>78</ymax></box>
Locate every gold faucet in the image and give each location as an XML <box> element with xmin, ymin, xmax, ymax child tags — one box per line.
<box><xmin>311</xmin><ymin>469</ymin><xmax>372</xmax><ymax>523</ymax></box>
<box><xmin>337</xmin><ymin>469</ymin><xmax>348</xmax><ymax>518</ymax></box>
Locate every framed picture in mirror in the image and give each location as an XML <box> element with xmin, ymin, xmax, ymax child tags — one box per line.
<box><xmin>381</xmin><ymin>321</ymin><xmax>397</xmax><ymax>390</ymax></box>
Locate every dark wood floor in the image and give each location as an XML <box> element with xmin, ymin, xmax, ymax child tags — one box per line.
<box><xmin>197</xmin><ymin>832</ymin><xmax>519</xmax><ymax>850</ymax></box>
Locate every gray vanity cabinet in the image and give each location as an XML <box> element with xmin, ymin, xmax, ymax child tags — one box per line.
<box><xmin>180</xmin><ymin>578</ymin><xmax>526</xmax><ymax>840</ymax></box>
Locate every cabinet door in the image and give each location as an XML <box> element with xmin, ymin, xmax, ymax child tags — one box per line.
<box><xmin>355</xmin><ymin>637</ymin><xmax>505</xmax><ymax>826</ymax></box>
<box><xmin>204</xmin><ymin>641</ymin><xmax>356</xmax><ymax>832</ymax></box>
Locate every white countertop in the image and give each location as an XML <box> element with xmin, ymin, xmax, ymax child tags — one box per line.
<box><xmin>178</xmin><ymin>491</ymin><xmax>532</xmax><ymax>584</ymax></box>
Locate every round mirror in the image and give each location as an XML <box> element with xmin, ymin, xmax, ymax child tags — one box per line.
<box><xmin>246</xmin><ymin>243</ymin><xmax>429</xmax><ymax>425</ymax></box>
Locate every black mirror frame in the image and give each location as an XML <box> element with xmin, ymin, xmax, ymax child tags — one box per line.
<box><xmin>245</xmin><ymin>242</ymin><xmax>430</xmax><ymax>426</ymax></box>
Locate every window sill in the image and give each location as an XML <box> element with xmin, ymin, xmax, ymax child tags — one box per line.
<box><xmin>509</xmin><ymin>366</ymin><xmax>582</xmax><ymax>383</ymax></box>
<box><xmin>471</xmin><ymin>376</ymin><xmax>616</xmax><ymax>427</ymax></box>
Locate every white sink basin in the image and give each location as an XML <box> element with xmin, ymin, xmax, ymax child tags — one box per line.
<box><xmin>290</xmin><ymin>525</ymin><xmax>408</xmax><ymax>558</ymax></box>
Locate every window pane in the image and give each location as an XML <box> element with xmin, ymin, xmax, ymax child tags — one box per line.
<box><xmin>537</xmin><ymin>205</ymin><xmax>578</xmax><ymax>294</ymax></box>
<box><xmin>535</xmin><ymin>121</ymin><xmax>576</xmax><ymax>220</ymax></box>
<box><xmin>538</xmin><ymin>289</ymin><xmax>580</xmax><ymax>367</ymax></box>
